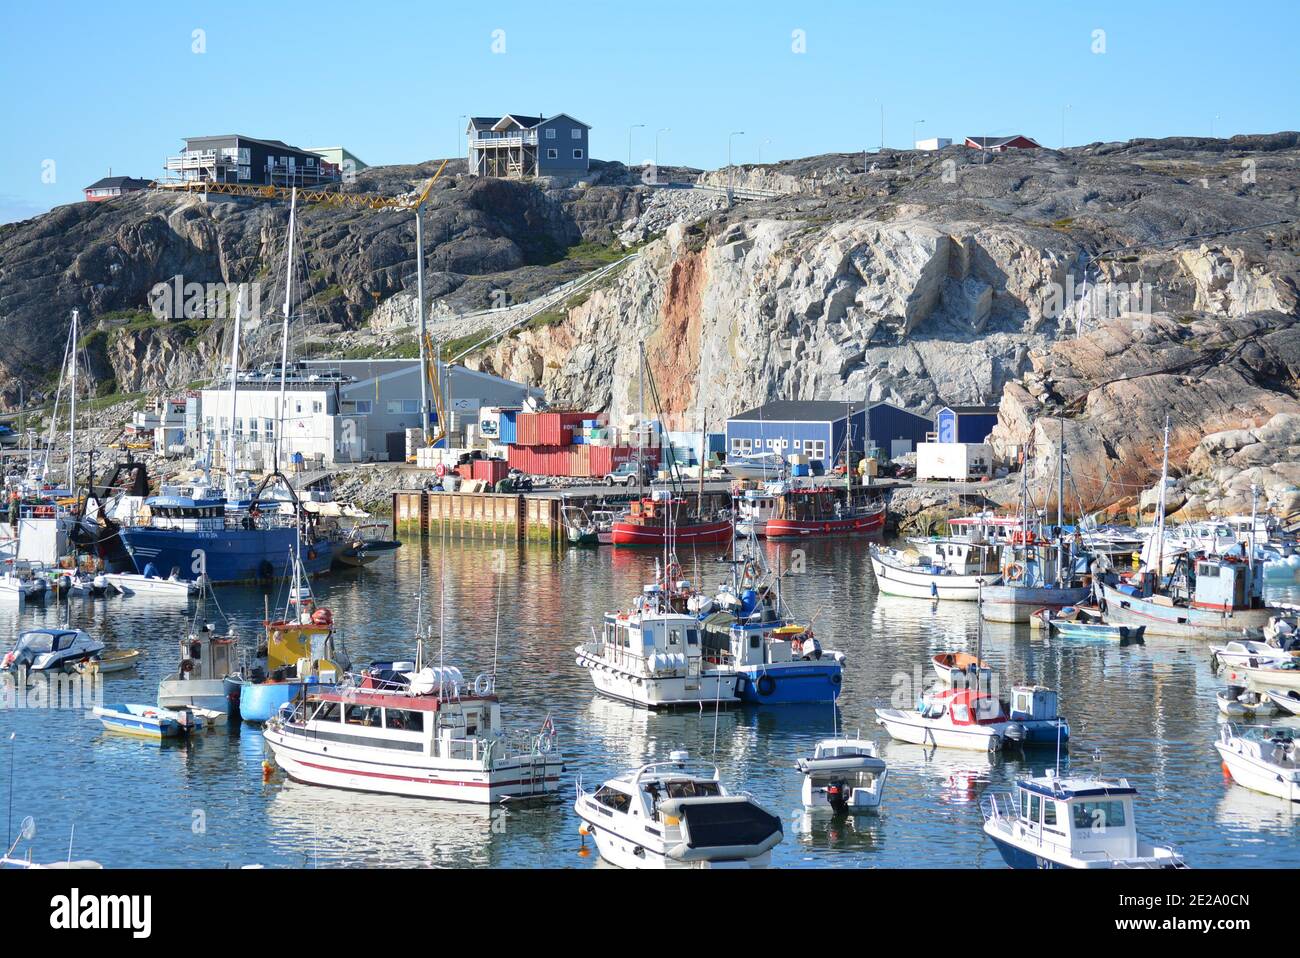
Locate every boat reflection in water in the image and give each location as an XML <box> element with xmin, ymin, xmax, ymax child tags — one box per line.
<box><xmin>265</xmin><ymin>780</ymin><xmax>513</xmax><ymax>869</ymax></box>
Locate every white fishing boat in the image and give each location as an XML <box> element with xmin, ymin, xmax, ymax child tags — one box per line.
<box><xmin>1216</xmin><ymin>686</ymin><xmax>1280</xmax><ymax>718</ymax></box>
<box><xmin>869</xmin><ymin>541</ymin><xmax>1000</xmax><ymax>601</ymax></box>
<box><xmin>1210</xmin><ymin>639</ymin><xmax>1296</xmax><ymax>670</ymax></box>
<box><xmin>262</xmin><ymin>661</ymin><xmax>563</xmax><ymax>803</ymax></box>
<box><xmin>1226</xmin><ymin>658</ymin><xmax>1300</xmax><ymax>692</ymax></box>
<box><xmin>796</xmin><ymin>738</ymin><xmax>888</xmax><ymax>813</ymax></box>
<box><xmin>982</xmin><ymin>771</ymin><xmax>1187</xmax><ymax>868</ymax></box>
<box><xmin>575</xmin><ymin>583</ymin><xmax>739</xmax><ymax>709</ymax></box>
<box><xmin>724</xmin><ymin>451</ymin><xmax>785</xmax><ymax>482</ymax></box>
<box><xmin>157</xmin><ymin>623</ymin><xmax>240</xmax><ymax>713</ymax></box>
<box><xmin>1</xmin><ymin>628</ymin><xmax>104</xmax><ymax>673</ymax></box>
<box><xmin>1215</xmin><ymin>725</ymin><xmax>1300</xmax><ymax>802</ymax></box>
<box><xmin>574</xmin><ymin>750</ymin><xmax>783</xmax><ymax>868</ymax></box>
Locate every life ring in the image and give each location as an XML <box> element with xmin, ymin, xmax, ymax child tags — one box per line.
<box><xmin>474</xmin><ymin>673</ymin><xmax>494</xmax><ymax>695</ymax></box>
<box><xmin>791</xmin><ymin>639</ymin><xmax>803</xmax><ymax>654</ymax></box>
<box><xmin>1004</xmin><ymin>562</ymin><xmax>1026</xmax><ymax>581</ymax></box>
<box><xmin>756</xmin><ymin>674</ymin><xmax>776</xmax><ymax>697</ymax></box>
<box><xmin>436</xmin><ymin>463</ymin><xmax>447</xmax><ymax>478</ymax></box>
<box><xmin>180</xmin><ymin>659</ymin><xmax>194</xmax><ymax>674</ymax></box>
<box><xmin>537</xmin><ymin>734</ymin><xmax>553</xmax><ymax>754</ymax></box>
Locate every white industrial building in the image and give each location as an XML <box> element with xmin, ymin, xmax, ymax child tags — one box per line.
<box><xmin>198</xmin><ymin>358</ymin><xmax>542</xmax><ymax>467</ymax></box>
<box><xmin>915</xmin><ymin>137</ymin><xmax>953</xmax><ymax>151</ymax></box>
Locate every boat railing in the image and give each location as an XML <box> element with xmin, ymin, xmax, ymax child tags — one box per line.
<box><xmin>981</xmin><ymin>792</ymin><xmax>1016</xmax><ymax>826</ymax></box>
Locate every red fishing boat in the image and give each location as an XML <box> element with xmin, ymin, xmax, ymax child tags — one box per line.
<box><xmin>610</xmin><ymin>496</ymin><xmax>733</xmax><ymax>546</ymax></box>
<box><xmin>763</xmin><ymin>486</ymin><xmax>886</xmax><ymax>539</ymax></box>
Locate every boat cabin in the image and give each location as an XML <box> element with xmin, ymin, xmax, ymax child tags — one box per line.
<box><xmin>1009</xmin><ymin>686</ymin><xmax>1059</xmax><ymax>723</ymax></box>
<box><xmin>920</xmin><ymin>687</ymin><xmax>1007</xmax><ymax>725</ymax></box>
<box><xmin>1191</xmin><ymin>557</ymin><xmax>1258</xmax><ymax>611</ymax></box>
<box><xmin>599</xmin><ymin>609</ymin><xmax>709</xmax><ymax>675</ymax></box>
<box><xmin>292</xmin><ymin>676</ymin><xmax>504</xmax><ymax>761</ymax></box>
<box><xmin>176</xmin><ymin>625</ymin><xmax>238</xmax><ymax>682</ymax></box>
<box><xmin>913</xmin><ymin>538</ymin><xmax>1001</xmax><ymax>576</ymax></box>
<box><xmin>1005</xmin><ymin>774</ymin><xmax>1144</xmax><ymax>863</ymax></box>
<box><xmin>140</xmin><ymin>495</ymin><xmax>227</xmax><ymax>532</ymax></box>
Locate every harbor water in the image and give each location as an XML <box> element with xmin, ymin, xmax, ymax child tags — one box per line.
<box><xmin>2</xmin><ymin>535</ymin><xmax>1298</xmax><ymax>868</ymax></box>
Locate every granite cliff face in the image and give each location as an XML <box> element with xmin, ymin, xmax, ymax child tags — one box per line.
<box><xmin>473</xmin><ymin>134</ymin><xmax>1300</xmax><ymax>512</ymax></box>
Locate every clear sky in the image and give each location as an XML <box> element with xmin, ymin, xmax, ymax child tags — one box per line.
<box><xmin>0</xmin><ymin>0</ymin><xmax>1295</xmax><ymax>223</ymax></box>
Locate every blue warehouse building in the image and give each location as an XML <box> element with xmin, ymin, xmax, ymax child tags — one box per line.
<box><xmin>726</xmin><ymin>400</ymin><xmax>931</xmax><ymax>470</ymax></box>
<box><xmin>934</xmin><ymin>405</ymin><xmax>1000</xmax><ymax>444</ymax></box>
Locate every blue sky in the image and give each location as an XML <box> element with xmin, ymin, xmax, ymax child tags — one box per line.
<box><xmin>1</xmin><ymin>0</ymin><xmax>1295</xmax><ymax>223</ymax></box>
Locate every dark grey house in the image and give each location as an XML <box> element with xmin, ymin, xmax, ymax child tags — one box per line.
<box><xmin>466</xmin><ymin>114</ymin><xmax>591</xmax><ymax>178</ymax></box>
<box><xmin>164</xmin><ymin>135</ymin><xmax>341</xmax><ymax>187</ymax></box>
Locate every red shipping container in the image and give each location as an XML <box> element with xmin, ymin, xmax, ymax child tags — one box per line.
<box><xmin>515</xmin><ymin>411</ymin><xmax>598</xmax><ymax>446</ymax></box>
<box><xmin>457</xmin><ymin>464</ymin><xmax>474</xmax><ymax>480</ymax></box>
<box><xmin>472</xmin><ymin>458</ymin><xmax>509</xmax><ymax>486</ymax></box>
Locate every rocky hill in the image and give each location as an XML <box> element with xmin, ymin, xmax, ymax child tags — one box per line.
<box><xmin>2</xmin><ymin>135</ymin><xmax>1298</xmax><ymax>517</ymax></box>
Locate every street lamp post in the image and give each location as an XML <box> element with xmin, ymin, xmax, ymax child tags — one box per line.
<box><xmin>728</xmin><ymin>131</ymin><xmax>745</xmax><ymax>205</ymax></box>
<box><xmin>628</xmin><ymin>124</ymin><xmax>644</xmax><ymax>168</ymax></box>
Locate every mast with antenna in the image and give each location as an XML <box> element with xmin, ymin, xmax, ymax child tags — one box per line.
<box><xmin>275</xmin><ymin>188</ymin><xmax>298</xmax><ymax>474</ymax></box>
<box><xmin>224</xmin><ymin>289</ymin><xmax>246</xmax><ymax>499</ymax></box>
<box><xmin>67</xmin><ymin>309</ymin><xmax>78</xmax><ymax>493</ymax></box>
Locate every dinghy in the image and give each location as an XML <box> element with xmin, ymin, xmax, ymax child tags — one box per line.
<box><xmin>1033</xmin><ymin>605</ymin><xmax>1144</xmax><ymax>642</ymax></box>
<box><xmin>93</xmin><ymin>703</ymin><xmax>222</xmax><ymax>739</ymax></box>
<box><xmin>932</xmin><ymin>652</ymin><xmax>992</xmax><ymax>687</ymax></box>
<box><xmin>1216</xmin><ymin>686</ymin><xmax>1280</xmax><ymax>718</ymax></box>
<box><xmin>73</xmin><ymin>649</ymin><xmax>143</xmax><ymax>675</ymax></box>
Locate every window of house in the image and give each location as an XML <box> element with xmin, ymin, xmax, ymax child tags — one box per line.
<box><xmin>402</xmin><ymin>399</ymin><xmax>419</xmax><ymax>414</ymax></box>
<box><xmin>263</xmin><ymin>418</ymin><xmax>274</xmax><ymax>437</ymax></box>
<box><xmin>312</xmin><ymin>401</ymin><xmax>323</xmax><ymax>414</ymax></box>
<box><xmin>571</xmin><ymin>128</ymin><xmax>582</xmax><ymax>139</ymax></box>
<box><xmin>354</xmin><ymin>400</ymin><xmax>372</xmax><ymax>414</ymax></box>
<box><xmin>572</xmin><ymin>148</ymin><xmax>584</xmax><ymax>159</ymax></box>
<box><xmin>546</xmin><ymin>148</ymin><xmax>558</xmax><ymax>159</ymax></box>
<box><xmin>545</xmin><ymin>128</ymin><xmax>556</xmax><ymax>139</ymax></box>
<box><xmin>387</xmin><ymin>401</ymin><xmax>402</xmax><ymax>414</ymax></box>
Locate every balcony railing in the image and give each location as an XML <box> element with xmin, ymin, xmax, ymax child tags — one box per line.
<box><xmin>470</xmin><ymin>131</ymin><xmax>538</xmax><ymax>148</ymax></box>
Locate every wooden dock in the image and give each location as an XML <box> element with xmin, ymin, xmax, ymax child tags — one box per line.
<box><xmin>392</xmin><ymin>488</ymin><xmax>733</xmax><ymax>544</ymax></box>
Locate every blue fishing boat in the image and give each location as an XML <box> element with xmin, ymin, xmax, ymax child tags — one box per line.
<box><xmin>117</xmin><ymin>490</ymin><xmax>334</xmax><ymax>585</ymax></box>
<box><xmin>982</xmin><ymin>771</ymin><xmax>1186</xmax><ymax>869</ymax></box>
<box><xmin>92</xmin><ymin>703</ymin><xmax>223</xmax><ymax>739</ymax></box>
<box><xmin>1032</xmin><ymin>604</ymin><xmax>1145</xmax><ymax>642</ymax></box>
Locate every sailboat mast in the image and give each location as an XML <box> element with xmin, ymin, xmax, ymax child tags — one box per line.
<box><xmin>276</xmin><ymin>188</ymin><xmax>298</xmax><ymax>474</ymax></box>
<box><xmin>224</xmin><ymin>290</ymin><xmax>245</xmax><ymax>498</ymax></box>
<box><xmin>638</xmin><ymin>341</ymin><xmax>645</xmax><ymax>491</ymax></box>
<box><xmin>1057</xmin><ymin>419</ymin><xmax>1065</xmax><ymax>585</ymax></box>
<box><xmin>1152</xmin><ymin>415</ymin><xmax>1171</xmax><ymax>578</ymax></box>
<box><xmin>67</xmin><ymin>309</ymin><xmax>78</xmax><ymax>493</ymax></box>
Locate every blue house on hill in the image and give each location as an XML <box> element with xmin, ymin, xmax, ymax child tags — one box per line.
<box><xmin>935</xmin><ymin>405</ymin><xmax>999</xmax><ymax>444</ymax></box>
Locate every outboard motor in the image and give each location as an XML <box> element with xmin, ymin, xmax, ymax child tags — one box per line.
<box><xmin>825</xmin><ymin>780</ymin><xmax>850</xmax><ymax>813</ymax></box>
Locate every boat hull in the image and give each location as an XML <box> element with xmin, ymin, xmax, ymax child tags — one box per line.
<box><xmin>765</xmin><ymin>509</ymin><xmax>885</xmax><ymax>540</ymax></box>
<box><xmin>734</xmin><ymin>661</ymin><xmax>843</xmax><ymax>704</ymax></box>
<box><xmin>262</xmin><ymin>726</ymin><xmax>564</xmax><ymax>803</ymax></box>
<box><xmin>1099</xmin><ymin>581</ymin><xmax>1275</xmax><ymax>639</ymax></box>
<box><xmin>1048</xmin><ymin>620</ymin><xmax>1144</xmax><ymax>642</ymax></box>
<box><xmin>980</xmin><ymin>585</ymin><xmax>1091</xmax><ymax>624</ymax></box>
<box><xmin>870</xmin><ymin>553</ymin><xmax>992</xmax><ymax>601</ymax></box>
<box><xmin>609</xmin><ymin>519</ymin><xmax>733</xmax><ymax>547</ymax></box>
<box><xmin>1215</xmin><ymin>742</ymin><xmax>1300</xmax><ymax>802</ymax></box>
<box><xmin>875</xmin><ymin>709</ymin><xmax>1002</xmax><ymax>751</ymax></box>
<box><xmin>118</xmin><ymin>526</ymin><xmax>334</xmax><ymax>584</ymax></box>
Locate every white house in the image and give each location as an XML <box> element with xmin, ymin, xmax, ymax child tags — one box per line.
<box><xmin>199</xmin><ymin>358</ymin><xmax>542</xmax><ymax>468</ymax></box>
<box><xmin>915</xmin><ymin>137</ymin><xmax>952</xmax><ymax>151</ymax></box>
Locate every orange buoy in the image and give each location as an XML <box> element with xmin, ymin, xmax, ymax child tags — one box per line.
<box><xmin>262</xmin><ymin>760</ymin><xmax>275</xmax><ymax>782</ymax></box>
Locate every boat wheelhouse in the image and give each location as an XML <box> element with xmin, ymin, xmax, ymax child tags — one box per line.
<box><xmin>576</xmin><ymin>591</ymin><xmax>740</xmax><ymax>708</ymax></box>
<box><xmin>574</xmin><ymin>750</ymin><xmax>783</xmax><ymax>868</ymax></box>
<box><xmin>262</xmin><ymin>665</ymin><xmax>563</xmax><ymax>803</ymax></box>
<box><xmin>157</xmin><ymin>623</ymin><xmax>240</xmax><ymax>713</ymax></box>
<box><xmin>1098</xmin><ymin>554</ymin><xmax>1280</xmax><ymax>639</ymax></box>
<box><xmin>982</xmin><ymin>772</ymin><xmax>1186</xmax><ymax>868</ymax></box>
<box><xmin>979</xmin><ymin>538</ymin><xmax>1090</xmax><ymax>624</ymax></box>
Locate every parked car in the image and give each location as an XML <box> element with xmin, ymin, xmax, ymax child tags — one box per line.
<box><xmin>603</xmin><ymin>461</ymin><xmax>644</xmax><ymax>487</ymax></box>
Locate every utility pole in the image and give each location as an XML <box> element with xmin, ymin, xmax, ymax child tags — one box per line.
<box><xmin>415</xmin><ymin>206</ymin><xmax>429</xmax><ymax>446</ymax></box>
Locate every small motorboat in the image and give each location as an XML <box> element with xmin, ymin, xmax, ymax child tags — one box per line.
<box><xmin>73</xmin><ymin>649</ymin><xmax>144</xmax><ymax>675</ymax></box>
<box><xmin>1210</xmin><ymin>639</ymin><xmax>1296</xmax><ymax>670</ymax></box>
<box><xmin>102</xmin><ymin>570</ymin><xmax>199</xmax><ymax>598</ymax></box>
<box><xmin>1265</xmin><ymin>689</ymin><xmax>1300</xmax><ymax>716</ymax></box>
<box><xmin>574</xmin><ymin>750</ymin><xmax>783</xmax><ymax>868</ymax></box>
<box><xmin>0</xmin><ymin>568</ymin><xmax>48</xmax><ymax>602</ymax></box>
<box><xmin>93</xmin><ymin>703</ymin><xmax>224</xmax><ymax>739</ymax></box>
<box><xmin>796</xmin><ymin>738</ymin><xmax>888</xmax><ymax>813</ymax></box>
<box><xmin>1226</xmin><ymin>658</ymin><xmax>1300</xmax><ymax>692</ymax></box>
<box><xmin>982</xmin><ymin>770</ymin><xmax>1187</xmax><ymax>868</ymax></box>
<box><xmin>1</xmin><ymin>629</ymin><xmax>105</xmax><ymax>673</ymax></box>
<box><xmin>331</xmin><ymin>523</ymin><xmax>403</xmax><ymax>568</ymax></box>
<box><xmin>561</xmin><ymin>505</ymin><xmax>599</xmax><ymax>546</ymax></box>
<box><xmin>932</xmin><ymin>652</ymin><xmax>992</xmax><ymax>687</ymax></box>
<box><xmin>1217</xmin><ymin>686</ymin><xmax>1280</xmax><ymax>718</ymax></box>
<box><xmin>1033</xmin><ymin>605</ymin><xmax>1144</xmax><ymax>642</ymax></box>
<box><xmin>877</xmin><ymin>685</ymin><xmax>1070</xmax><ymax>752</ymax></box>
<box><xmin>1215</xmin><ymin>725</ymin><xmax>1300</xmax><ymax>802</ymax></box>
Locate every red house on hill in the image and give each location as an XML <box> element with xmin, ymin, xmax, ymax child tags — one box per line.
<box><xmin>84</xmin><ymin>176</ymin><xmax>151</xmax><ymax>202</ymax></box>
<box><xmin>964</xmin><ymin>135</ymin><xmax>1041</xmax><ymax>152</ymax></box>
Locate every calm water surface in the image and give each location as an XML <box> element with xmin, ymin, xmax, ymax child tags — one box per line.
<box><xmin>2</xmin><ymin>535</ymin><xmax>1297</xmax><ymax>868</ymax></box>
